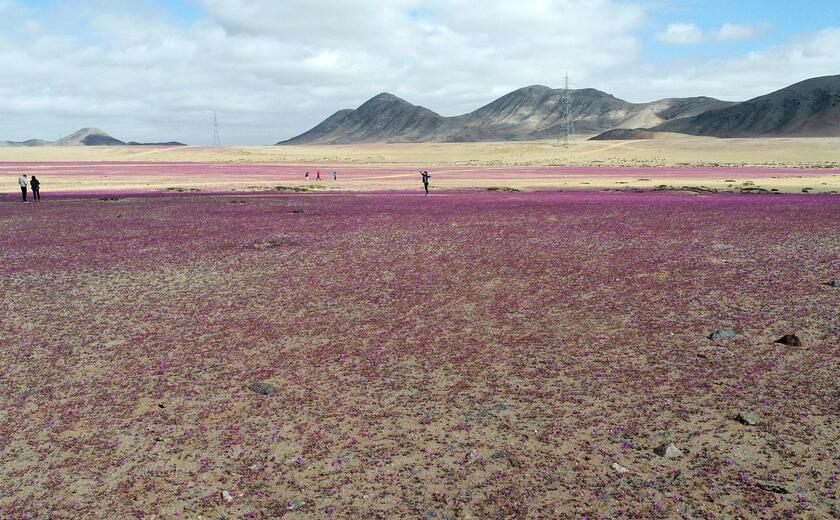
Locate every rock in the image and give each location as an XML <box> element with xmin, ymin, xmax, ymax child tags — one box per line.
<box><xmin>828</xmin><ymin>280</ymin><xmax>840</xmax><ymax>288</ymax></box>
<box><xmin>708</xmin><ymin>329</ymin><xmax>737</xmax><ymax>340</ymax></box>
<box><xmin>736</xmin><ymin>411</ymin><xmax>760</xmax><ymax>426</ymax></box>
<box><xmin>775</xmin><ymin>334</ymin><xmax>802</xmax><ymax>347</ymax></box>
<box><xmin>756</xmin><ymin>482</ymin><xmax>789</xmax><ymax>494</ymax></box>
<box><xmin>248</xmin><ymin>382</ymin><xmax>275</xmax><ymax>395</ymax></box>
<box><xmin>221</xmin><ymin>490</ymin><xmax>234</xmax><ymax>503</ymax></box>
<box><xmin>290</xmin><ymin>209</ymin><xmax>304</xmax><ymax>214</ymax></box>
<box><xmin>612</xmin><ymin>462</ymin><xmax>630</xmax><ymax>474</ymax></box>
<box><xmin>653</xmin><ymin>443</ymin><xmax>682</xmax><ymax>459</ymax></box>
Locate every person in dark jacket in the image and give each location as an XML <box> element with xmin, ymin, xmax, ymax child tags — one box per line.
<box><xmin>29</xmin><ymin>176</ymin><xmax>41</xmax><ymax>202</ymax></box>
<box><xmin>420</xmin><ymin>171</ymin><xmax>431</xmax><ymax>195</ymax></box>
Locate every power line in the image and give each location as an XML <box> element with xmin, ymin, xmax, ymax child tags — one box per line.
<box><xmin>556</xmin><ymin>73</ymin><xmax>576</xmax><ymax>148</ymax></box>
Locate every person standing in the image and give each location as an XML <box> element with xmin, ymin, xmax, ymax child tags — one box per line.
<box><xmin>420</xmin><ymin>170</ymin><xmax>431</xmax><ymax>195</ymax></box>
<box><xmin>333</xmin><ymin>171</ymin><xmax>337</xmax><ymax>181</ymax></box>
<box><xmin>18</xmin><ymin>174</ymin><xmax>28</xmax><ymax>202</ymax></box>
<box><xmin>29</xmin><ymin>175</ymin><xmax>41</xmax><ymax>202</ymax></box>
<box><xmin>305</xmin><ymin>171</ymin><xmax>310</xmax><ymax>180</ymax></box>
<box><xmin>316</xmin><ymin>170</ymin><xmax>321</xmax><ymax>181</ymax></box>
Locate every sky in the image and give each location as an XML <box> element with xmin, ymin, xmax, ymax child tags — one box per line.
<box><xmin>0</xmin><ymin>0</ymin><xmax>838</xmax><ymax>145</ymax></box>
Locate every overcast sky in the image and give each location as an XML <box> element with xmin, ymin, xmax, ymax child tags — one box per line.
<box><xmin>1</xmin><ymin>0</ymin><xmax>838</xmax><ymax>144</ymax></box>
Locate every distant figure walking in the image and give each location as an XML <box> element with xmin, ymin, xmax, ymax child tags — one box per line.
<box><xmin>333</xmin><ymin>171</ymin><xmax>337</xmax><ymax>181</ymax></box>
<box><xmin>316</xmin><ymin>171</ymin><xmax>321</xmax><ymax>181</ymax></box>
<box><xmin>305</xmin><ymin>171</ymin><xmax>310</xmax><ymax>180</ymax></box>
<box><xmin>420</xmin><ymin>171</ymin><xmax>431</xmax><ymax>195</ymax></box>
<box><xmin>18</xmin><ymin>174</ymin><xmax>28</xmax><ymax>202</ymax></box>
<box><xmin>30</xmin><ymin>175</ymin><xmax>41</xmax><ymax>202</ymax></box>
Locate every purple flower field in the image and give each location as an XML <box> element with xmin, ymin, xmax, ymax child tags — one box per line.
<box><xmin>1</xmin><ymin>190</ymin><xmax>838</xmax><ymax>519</ymax></box>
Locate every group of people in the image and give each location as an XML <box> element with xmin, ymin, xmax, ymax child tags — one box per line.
<box><xmin>304</xmin><ymin>171</ymin><xmax>338</xmax><ymax>181</ymax></box>
<box><xmin>17</xmin><ymin>174</ymin><xmax>41</xmax><ymax>202</ymax></box>
<box><xmin>301</xmin><ymin>169</ymin><xmax>432</xmax><ymax>194</ymax></box>
<box><xmin>12</xmin><ymin>170</ymin><xmax>431</xmax><ymax>199</ymax></box>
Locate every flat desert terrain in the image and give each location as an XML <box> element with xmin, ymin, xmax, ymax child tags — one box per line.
<box><xmin>1</xmin><ymin>137</ymin><xmax>840</xmax><ymax>194</ymax></box>
<box><xmin>1</xmin><ymin>139</ymin><xmax>839</xmax><ymax>519</ymax></box>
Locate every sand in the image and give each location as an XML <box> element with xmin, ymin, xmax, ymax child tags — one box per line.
<box><xmin>1</xmin><ymin>137</ymin><xmax>840</xmax><ymax>196</ymax></box>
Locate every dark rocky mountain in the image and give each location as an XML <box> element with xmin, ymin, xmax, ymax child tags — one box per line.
<box><xmin>278</xmin><ymin>86</ymin><xmax>734</xmax><ymax>144</ymax></box>
<box><xmin>0</xmin><ymin>127</ymin><xmax>186</xmax><ymax>147</ymax></box>
<box><xmin>281</xmin><ymin>94</ymin><xmax>446</xmax><ymax>144</ymax></box>
<box><xmin>652</xmin><ymin>75</ymin><xmax>840</xmax><ymax>137</ymax></box>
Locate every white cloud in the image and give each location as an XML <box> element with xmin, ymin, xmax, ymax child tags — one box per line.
<box><xmin>0</xmin><ymin>1</ymin><xmax>835</xmax><ymax>144</ymax></box>
<box><xmin>711</xmin><ymin>22</ymin><xmax>772</xmax><ymax>42</ymax></box>
<box><xmin>657</xmin><ymin>21</ymin><xmax>772</xmax><ymax>45</ymax></box>
<box><xmin>656</xmin><ymin>23</ymin><xmax>703</xmax><ymax>44</ymax></box>
<box><xmin>614</xmin><ymin>28</ymin><xmax>840</xmax><ymax>102</ymax></box>
<box><xmin>0</xmin><ymin>0</ymin><xmax>649</xmax><ymax>144</ymax></box>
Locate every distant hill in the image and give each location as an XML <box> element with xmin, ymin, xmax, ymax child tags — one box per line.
<box><xmin>652</xmin><ymin>75</ymin><xmax>840</xmax><ymax>137</ymax></box>
<box><xmin>590</xmin><ymin>128</ymin><xmax>661</xmax><ymax>141</ymax></box>
<box><xmin>0</xmin><ymin>127</ymin><xmax>186</xmax><ymax>147</ymax></box>
<box><xmin>277</xmin><ymin>87</ymin><xmax>734</xmax><ymax>144</ymax></box>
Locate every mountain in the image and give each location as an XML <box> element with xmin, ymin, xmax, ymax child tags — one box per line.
<box><xmin>57</xmin><ymin>127</ymin><xmax>125</xmax><ymax>146</ymax></box>
<box><xmin>0</xmin><ymin>127</ymin><xmax>186</xmax><ymax>147</ymax></box>
<box><xmin>281</xmin><ymin>93</ymin><xmax>446</xmax><ymax>144</ymax></box>
<box><xmin>651</xmin><ymin>75</ymin><xmax>840</xmax><ymax>137</ymax></box>
<box><xmin>278</xmin><ymin>86</ymin><xmax>734</xmax><ymax>144</ymax></box>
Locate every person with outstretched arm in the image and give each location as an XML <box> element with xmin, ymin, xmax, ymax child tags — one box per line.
<box><xmin>18</xmin><ymin>174</ymin><xmax>28</xmax><ymax>202</ymax></box>
<box><xmin>420</xmin><ymin>170</ymin><xmax>431</xmax><ymax>195</ymax></box>
<box><xmin>30</xmin><ymin>175</ymin><xmax>41</xmax><ymax>202</ymax></box>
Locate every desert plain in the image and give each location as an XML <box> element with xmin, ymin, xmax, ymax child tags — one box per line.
<box><xmin>1</xmin><ymin>138</ymin><xmax>839</xmax><ymax>519</ymax></box>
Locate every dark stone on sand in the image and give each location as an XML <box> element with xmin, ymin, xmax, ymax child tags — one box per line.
<box><xmin>248</xmin><ymin>382</ymin><xmax>275</xmax><ymax>395</ymax></box>
<box><xmin>829</xmin><ymin>280</ymin><xmax>840</xmax><ymax>287</ymax></box>
<box><xmin>653</xmin><ymin>443</ymin><xmax>682</xmax><ymax>459</ymax></box>
<box><xmin>736</xmin><ymin>411</ymin><xmax>760</xmax><ymax>426</ymax></box>
<box><xmin>775</xmin><ymin>334</ymin><xmax>802</xmax><ymax>347</ymax></box>
<box><xmin>756</xmin><ymin>482</ymin><xmax>789</xmax><ymax>494</ymax></box>
<box><xmin>708</xmin><ymin>329</ymin><xmax>737</xmax><ymax>340</ymax></box>
<box><xmin>290</xmin><ymin>209</ymin><xmax>304</xmax><ymax>214</ymax></box>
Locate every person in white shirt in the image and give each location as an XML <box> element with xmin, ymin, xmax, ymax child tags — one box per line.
<box><xmin>18</xmin><ymin>174</ymin><xmax>28</xmax><ymax>202</ymax></box>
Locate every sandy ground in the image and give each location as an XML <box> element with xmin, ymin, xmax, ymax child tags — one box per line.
<box><xmin>2</xmin><ymin>137</ymin><xmax>840</xmax><ymax>196</ymax></box>
<box><xmin>1</xmin><ymin>191</ymin><xmax>838</xmax><ymax>519</ymax></box>
<box><xmin>1</xmin><ymin>137</ymin><xmax>840</xmax><ymax>169</ymax></box>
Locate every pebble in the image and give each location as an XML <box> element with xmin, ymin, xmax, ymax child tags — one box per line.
<box><xmin>708</xmin><ymin>329</ymin><xmax>737</xmax><ymax>340</ymax></box>
<box><xmin>736</xmin><ymin>411</ymin><xmax>760</xmax><ymax>426</ymax></box>
<box><xmin>775</xmin><ymin>334</ymin><xmax>802</xmax><ymax>347</ymax></box>
<box><xmin>756</xmin><ymin>482</ymin><xmax>789</xmax><ymax>494</ymax></box>
<box><xmin>612</xmin><ymin>462</ymin><xmax>630</xmax><ymax>474</ymax></box>
<box><xmin>221</xmin><ymin>490</ymin><xmax>233</xmax><ymax>503</ymax></box>
<box><xmin>248</xmin><ymin>382</ymin><xmax>275</xmax><ymax>395</ymax></box>
<box><xmin>653</xmin><ymin>443</ymin><xmax>682</xmax><ymax>459</ymax></box>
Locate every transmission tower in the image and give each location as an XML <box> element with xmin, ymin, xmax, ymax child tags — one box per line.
<box><xmin>212</xmin><ymin>112</ymin><xmax>221</xmax><ymax>147</ymax></box>
<box><xmin>556</xmin><ymin>73</ymin><xmax>576</xmax><ymax>148</ymax></box>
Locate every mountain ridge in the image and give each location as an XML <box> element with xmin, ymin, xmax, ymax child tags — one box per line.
<box><xmin>650</xmin><ymin>75</ymin><xmax>840</xmax><ymax>137</ymax></box>
<box><xmin>280</xmin><ymin>75</ymin><xmax>840</xmax><ymax>144</ymax></box>
<box><xmin>278</xmin><ymin>86</ymin><xmax>735</xmax><ymax>144</ymax></box>
<box><xmin>0</xmin><ymin>127</ymin><xmax>187</xmax><ymax>147</ymax></box>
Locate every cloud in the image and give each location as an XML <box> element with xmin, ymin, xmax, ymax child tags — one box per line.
<box><xmin>0</xmin><ymin>1</ymin><xmax>835</xmax><ymax>144</ymax></box>
<box><xmin>617</xmin><ymin>28</ymin><xmax>840</xmax><ymax>101</ymax></box>
<box><xmin>657</xmin><ymin>21</ymin><xmax>772</xmax><ymax>45</ymax></box>
<box><xmin>711</xmin><ymin>22</ymin><xmax>772</xmax><ymax>42</ymax></box>
<box><xmin>0</xmin><ymin>0</ymin><xmax>648</xmax><ymax>144</ymax></box>
<box><xmin>656</xmin><ymin>23</ymin><xmax>703</xmax><ymax>44</ymax></box>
